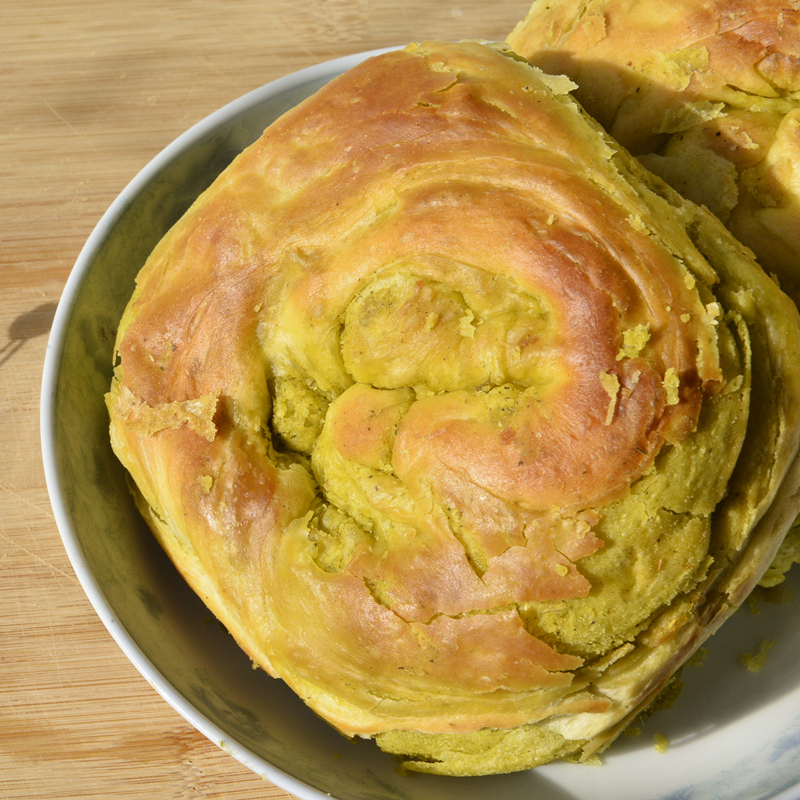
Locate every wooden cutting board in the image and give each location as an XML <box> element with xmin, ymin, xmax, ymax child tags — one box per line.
<box><xmin>0</xmin><ymin>2</ymin><xmax>530</xmax><ymax>798</ymax></box>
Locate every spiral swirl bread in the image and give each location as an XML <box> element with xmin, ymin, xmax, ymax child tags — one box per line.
<box><xmin>107</xmin><ymin>41</ymin><xmax>800</xmax><ymax>775</ymax></box>
<box><xmin>508</xmin><ymin>0</ymin><xmax>800</xmax><ymax>304</ymax></box>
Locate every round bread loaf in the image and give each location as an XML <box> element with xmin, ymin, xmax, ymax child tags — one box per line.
<box><xmin>107</xmin><ymin>41</ymin><xmax>800</xmax><ymax>776</ymax></box>
<box><xmin>507</xmin><ymin>0</ymin><xmax>800</xmax><ymax>303</ymax></box>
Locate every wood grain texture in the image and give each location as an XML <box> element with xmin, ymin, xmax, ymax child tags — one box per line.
<box><xmin>0</xmin><ymin>1</ymin><xmax>530</xmax><ymax>798</ymax></box>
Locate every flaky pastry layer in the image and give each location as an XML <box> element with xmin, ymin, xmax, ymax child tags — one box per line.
<box><xmin>107</xmin><ymin>41</ymin><xmax>800</xmax><ymax>775</ymax></box>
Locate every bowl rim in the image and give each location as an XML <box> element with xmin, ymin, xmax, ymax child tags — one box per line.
<box><xmin>39</xmin><ymin>45</ymin><xmax>397</xmax><ymax>800</ymax></box>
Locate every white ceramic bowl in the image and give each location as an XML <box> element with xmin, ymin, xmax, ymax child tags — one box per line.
<box><xmin>41</xmin><ymin>49</ymin><xmax>800</xmax><ymax>800</ymax></box>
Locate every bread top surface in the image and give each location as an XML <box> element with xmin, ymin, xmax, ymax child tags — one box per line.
<box><xmin>507</xmin><ymin>0</ymin><xmax>800</xmax><ymax>297</ymax></box>
<box><xmin>107</xmin><ymin>40</ymin><xmax>800</xmax><ymax>774</ymax></box>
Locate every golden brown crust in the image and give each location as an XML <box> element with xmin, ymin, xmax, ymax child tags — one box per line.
<box><xmin>108</xmin><ymin>41</ymin><xmax>800</xmax><ymax>775</ymax></box>
<box><xmin>507</xmin><ymin>0</ymin><xmax>800</xmax><ymax>299</ymax></box>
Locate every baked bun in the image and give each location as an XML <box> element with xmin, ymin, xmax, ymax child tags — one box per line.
<box><xmin>107</xmin><ymin>41</ymin><xmax>800</xmax><ymax>776</ymax></box>
<box><xmin>507</xmin><ymin>0</ymin><xmax>800</xmax><ymax>303</ymax></box>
